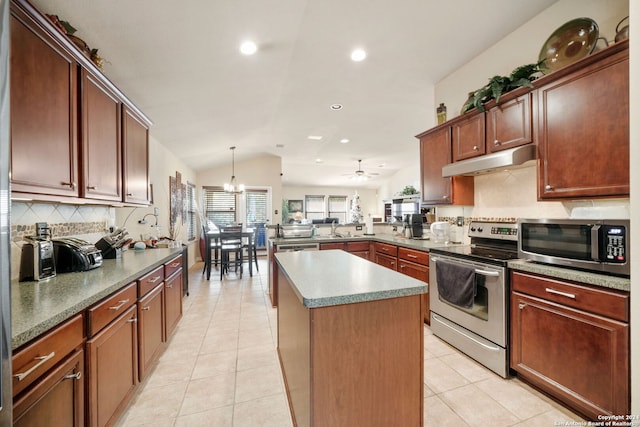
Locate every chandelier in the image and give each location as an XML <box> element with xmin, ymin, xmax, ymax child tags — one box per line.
<box><xmin>224</xmin><ymin>146</ymin><xmax>245</xmax><ymax>193</ymax></box>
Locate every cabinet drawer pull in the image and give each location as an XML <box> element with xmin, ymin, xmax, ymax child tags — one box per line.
<box><xmin>518</xmin><ymin>303</ymin><xmax>526</xmax><ymax>310</ymax></box>
<box><xmin>86</xmin><ymin>185</ymin><xmax>96</xmax><ymax>190</ymax></box>
<box><xmin>108</xmin><ymin>299</ymin><xmax>130</xmax><ymax>311</ymax></box>
<box><xmin>166</xmin><ymin>284</ymin><xmax>173</xmax><ymax>289</ymax></box>
<box><xmin>14</xmin><ymin>352</ymin><xmax>55</xmax><ymax>381</ymax></box>
<box><xmin>142</xmin><ymin>306</ymin><xmax>150</xmax><ymax>311</ymax></box>
<box><xmin>406</xmin><ymin>254</ymin><xmax>418</xmax><ymax>259</ymax></box>
<box><xmin>127</xmin><ymin>318</ymin><xmax>138</xmax><ymax>323</ymax></box>
<box><xmin>170</xmin><ymin>262</ymin><xmax>180</xmax><ymax>268</ymax></box>
<box><xmin>148</xmin><ymin>276</ymin><xmax>162</xmax><ymax>283</ymax></box>
<box><xmin>64</xmin><ymin>372</ymin><xmax>82</xmax><ymax>381</ymax></box>
<box><xmin>545</xmin><ymin>288</ymin><xmax>576</xmax><ymax>299</ymax></box>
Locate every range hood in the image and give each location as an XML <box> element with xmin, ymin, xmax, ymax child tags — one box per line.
<box><xmin>442</xmin><ymin>145</ymin><xmax>536</xmax><ymax>177</ymax></box>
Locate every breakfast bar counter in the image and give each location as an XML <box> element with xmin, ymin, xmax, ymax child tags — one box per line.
<box><xmin>275</xmin><ymin>250</ymin><xmax>426</xmax><ymax>426</ymax></box>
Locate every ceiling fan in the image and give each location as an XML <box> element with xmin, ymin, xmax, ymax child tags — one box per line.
<box><xmin>343</xmin><ymin>160</ymin><xmax>379</xmax><ymax>181</ymax></box>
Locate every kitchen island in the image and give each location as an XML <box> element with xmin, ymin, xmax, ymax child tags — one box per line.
<box><xmin>275</xmin><ymin>250</ymin><xmax>427</xmax><ymax>426</ymax></box>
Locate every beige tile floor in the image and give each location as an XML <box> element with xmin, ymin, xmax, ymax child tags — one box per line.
<box><xmin>117</xmin><ymin>257</ymin><xmax>586</xmax><ymax>427</ymax></box>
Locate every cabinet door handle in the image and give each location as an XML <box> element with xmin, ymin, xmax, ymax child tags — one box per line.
<box><xmin>473</xmin><ymin>145</ymin><xmax>478</xmax><ymax>151</ymax></box>
<box><xmin>64</xmin><ymin>372</ymin><xmax>82</xmax><ymax>381</ymax></box>
<box><xmin>494</xmin><ymin>139</ymin><xmax>500</xmax><ymax>146</ymax></box>
<box><xmin>14</xmin><ymin>352</ymin><xmax>55</xmax><ymax>381</ymax></box>
<box><xmin>86</xmin><ymin>185</ymin><xmax>96</xmax><ymax>190</ymax></box>
<box><xmin>142</xmin><ymin>306</ymin><xmax>150</xmax><ymax>311</ymax></box>
<box><xmin>166</xmin><ymin>284</ymin><xmax>173</xmax><ymax>289</ymax></box>
<box><xmin>545</xmin><ymin>288</ymin><xmax>576</xmax><ymax>299</ymax></box>
<box><xmin>442</xmin><ymin>195</ymin><xmax>448</xmax><ymax>199</ymax></box>
<box><xmin>148</xmin><ymin>276</ymin><xmax>162</xmax><ymax>283</ymax></box>
<box><xmin>127</xmin><ymin>318</ymin><xmax>138</xmax><ymax>323</ymax></box>
<box><xmin>518</xmin><ymin>303</ymin><xmax>526</xmax><ymax>310</ymax></box>
<box><xmin>108</xmin><ymin>299</ymin><xmax>130</xmax><ymax>311</ymax></box>
<box><xmin>545</xmin><ymin>184</ymin><xmax>553</xmax><ymax>191</ymax></box>
<box><xmin>126</xmin><ymin>193</ymin><xmax>134</xmax><ymax>197</ymax></box>
<box><xmin>61</xmin><ymin>181</ymin><xmax>75</xmax><ymax>189</ymax></box>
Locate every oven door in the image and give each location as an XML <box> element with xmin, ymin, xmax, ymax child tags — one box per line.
<box><xmin>429</xmin><ymin>254</ymin><xmax>507</xmax><ymax>347</ymax></box>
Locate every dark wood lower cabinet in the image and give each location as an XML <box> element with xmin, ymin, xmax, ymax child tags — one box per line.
<box><xmin>86</xmin><ymin>305</ymin><xmax>138</xmax><ymax>427</ymax></box>
<box><xmin>164</xmin><ymin>271</ymin><xmax>183</xmax><ymax>339</ymax></box>
<box><xmin>374</xmin><ymin>252</ymin><xmax>397</xmax><ymax>270</ymax></box>
<box><xmin>398</xmin><ymin>257</ymin><xmax>430</xmax><ymax>324</ymax></box>
<box><xmin>13</xmin><ymin>349</ymin><xmax>84</xmax><ymax>427</ymax></box>
<box><xmin>138</xmin><ymin>284</ymin><xmax>165</xmax><ymax>382</ymax></box>
<box><xmin>511</xmin><ymin>272</ymin><xmax>629</xmax><ymax>420</ymax></box>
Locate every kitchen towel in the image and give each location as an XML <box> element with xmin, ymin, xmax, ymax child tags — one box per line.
<box><xmin>436</xmin><ymin>260</ymin><xmax>476</xmax><ymax>309</ymax></box>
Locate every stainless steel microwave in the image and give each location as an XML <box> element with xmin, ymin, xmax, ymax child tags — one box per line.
<box><xmin>518</xmin><ymin>218</ymin><xmax>629</xmax><ymax>277</ymax></box>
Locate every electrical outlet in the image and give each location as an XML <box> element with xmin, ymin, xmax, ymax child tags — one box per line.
<box><xmin>456</xmin><ymin>216</ymin><xmax>464</xmax><ymax>226</ymax></box>
<box><xmin>355</xmin><ymin>225</ymin><xmax>363</xmax><ymax>231</ymax></box>
<box><xmin>154</xmin><ymin>207</ymin><xmax>159</xmax><ymax>216</ymax></box>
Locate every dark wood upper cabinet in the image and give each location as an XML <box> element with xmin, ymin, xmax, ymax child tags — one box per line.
<box><xmin>123</xmin><ymin>105</ymin><xmax>150</xmax><ymax>205</ymax></box>
<box><xmin>486</xmin><ymin>92</ymin><xmax>533</xmax><ymax>153</ymax></box>
<box><xmin>418</xmin><ymin>126</ymin><xmax>474</xmax><ymax>206</ymax></box>
<box><xmin>452</xmin><ymin>111</ymin><xmax>485</xmax><ymax>161</ymax></box>
<box><xmin>536</xmin><ymin>41</ymin><xmax>629</xmax><ymax>200</ymax></box>
<box><xmin>10</xmin><ymin>8</ymin><xmax>78</xmax><ymax>197</ymax></box>
<box><xmin>81</xmin><ymin>69</ymin><xmax>122</xmax><ymax>201</ymax></box>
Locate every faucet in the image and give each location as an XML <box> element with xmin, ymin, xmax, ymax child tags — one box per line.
<box><xmin>331</xmin><ymin>221</ymin><xmax>342</xmax><ymax>237</ymax></box>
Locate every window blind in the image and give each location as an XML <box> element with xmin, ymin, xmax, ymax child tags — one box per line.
<box><xmin>246</xmin><ymin>190</ymin><xmax>268</xmax><ymax>225</ymax></box>
<box><xmin>203</xmin><ymin>186</ymin><xmax>236</xmax><ymax>226</ymax></box>
<box><xmin>328</xmin><ymin>195</ymin><xmax>347</xmax><ymax>223</ymax></box>
<box><xmin>186</xmin><ymin>182</ymin><xmax>196</xmax><ymax>240</ymax></box>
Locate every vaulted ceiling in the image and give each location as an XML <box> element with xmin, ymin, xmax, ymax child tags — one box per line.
<box><xmin>32</xmin><ymin>0</ymin><xmax>558</xmax><ymax>188</ymax></box>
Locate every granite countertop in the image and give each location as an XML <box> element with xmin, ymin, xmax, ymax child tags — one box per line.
<box><xmin>508</xmin><ymin>260</ymin><xmax>630</xmax><ymax>292</ymax></box>
<box><xmin>275</xmin><ymin>250</ymin><xmax>427</xmax><ymax>308</ymax></box>
<box><xmin>11</xmin><ymin>247</ymin><xmax>184</xmax><ymax>350</ymax></box>
<box><xmin>271</xmin><ymin>232</ymin><xmax>462</xmax><ymax>252</ymax></box>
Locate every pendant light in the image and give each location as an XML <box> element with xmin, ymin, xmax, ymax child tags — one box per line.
<box><xmin>224</xmin><ymin>146</ymin><xmax>245</xmax><ymax>193</ymax></box>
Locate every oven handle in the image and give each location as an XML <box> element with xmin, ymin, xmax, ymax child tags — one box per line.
<box><xmin>431</xmin><ymin>313</ymin><xmax>502</xmax><ymax>352</ymax></box>
<box><xmin>431</xmin><ymin>257</ymin><xmax>500</xmax><ymax>277</ymax></box>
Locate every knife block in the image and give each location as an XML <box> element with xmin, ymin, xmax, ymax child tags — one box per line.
<box><xmin>95</xmin><ymin>238</ymin><xmax>122</xmax><ymax>259</ymax></box>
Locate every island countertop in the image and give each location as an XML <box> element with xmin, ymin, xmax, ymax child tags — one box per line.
<box><xmin>275</xmin><ymin>249</ymin><xmax>427</xmax><ymax>308</ymax></box>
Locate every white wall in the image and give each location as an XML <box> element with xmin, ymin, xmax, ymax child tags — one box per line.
<box><xmin>197</xmin><ymin>153</ymin><xmax>282</xmax><ymax>226</ymax></box>
<box><xmin>116</xmin><ymin>135</ymin><xmax>198</xmax><ymax>265</ymax></box>
<box><xmin>282</xmin><ymin>185</ymin><xmax>379</xmax><ymax>223</ymax></box>
<box><xmin>629</xmin><ymin>0</ymin><xmax>639</xmax><ymax>415</ymax></box>
<box><xmin>377</xmin><ymin>160</ymin><xmax>421</xmax><ymax>203</ymax></box>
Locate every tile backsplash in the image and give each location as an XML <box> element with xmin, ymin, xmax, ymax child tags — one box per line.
<box><xmin>10</xmin><ymin>202</ymin><xmax>115</xmax><ymax>279</ymax></box>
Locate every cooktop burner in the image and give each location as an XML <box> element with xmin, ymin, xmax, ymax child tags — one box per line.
<box><xmin>430</xmin><ymin>221</ymin><xmax>520</xmax><ymax>266</ymax></box>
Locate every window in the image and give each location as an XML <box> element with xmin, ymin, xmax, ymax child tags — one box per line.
<box><xmin>305</xmin><ymin>195</ymin><xmax>325</xmax><ymax>221</ymax></box>
<box><xmin>328</xmin><ymin>195</ymin><xmax>347</xmax><ymax>223</ymax></box>
<box><xmin>203</xmin><ymin>186</ymin><xmax>236</xmax><ymax>226</ymax></box>
<box><xmin>245</xmin><ymin>190</ymin><xmax>268</xmax><ymax>225</ymax></box>
<box><xmin>186</xmin><ymin>182</ymin><xmax>196</xmax><ymax>241</ymax></box>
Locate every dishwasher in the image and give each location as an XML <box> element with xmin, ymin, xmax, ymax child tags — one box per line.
<box><xmin>276</xmin><ymin>242</ymin><xmax>319</xmax><ymax>252</ymax></box>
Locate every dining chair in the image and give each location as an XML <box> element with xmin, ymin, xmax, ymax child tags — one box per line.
<box><xmin>201</xmin><ymin>225</ymin><xmax>221</xmax><ymax>275</ymax></box>
<box><xmin>219</xmin><ymin>230</ymin><xmax>243</xmax><ymax>279</ymax></box>
<box><xmin>243</xmin><ymin>227</ymin><xmax>259</xmax><ymax>272</ymax></box>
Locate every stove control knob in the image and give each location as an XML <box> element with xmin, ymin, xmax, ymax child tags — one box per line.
<box><xmin>478</xmin><ymin>227</ymin><xmax>483</xmax><ymax>233</ymax></box>
<box><xmin>470</xmin><ymin>227</ymin><xmax>476</xmax><ymax>232</ymax></box>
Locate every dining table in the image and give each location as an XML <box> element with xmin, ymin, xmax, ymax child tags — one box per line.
<box><xmin>204</xmin><ymin>227</ymin><xmax>255</xmax><ymax>280</ymax></box>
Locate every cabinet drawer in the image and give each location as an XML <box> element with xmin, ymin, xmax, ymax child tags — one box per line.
<box><xmin>511</xmin><ymin>272</ymin><xmax>629</xmax><ymax>322</ymax></box>
<box><xmin>375</xmin><ymin>242</ymin><xmax>397</xmax><ymax>257</ymax></box>
<box><xmin>398</xmin><ymin>247</ymin><xmax>429</xmax><ymax>265</ymax></box>
<box><xmin>320</xmin><ymin>242</ymin><xmax>345</xmax><ymax>251</ymax></box>
<box><xmin>12</xmin><ymin>314</ymin><xmax>84</xmax><ymax>397</ymax></box>
<box><xmin>398</xmin><ymin>259</ymin><xmax>429</xmax><ymax>282</ymax></box>
<box><xmin>164</xmin><ymin>254</ymin><xmax>182</xmax><ymax>278</ymax></box>
<box><xmin>375</xmin><ymin>253</ymin><xmax>397</xmax><ymax>271</ymax></box>
<box><xmin>88</xmin><ymin>282</ymin><xmax>137</xmax><ymax>336</ymax></box>
<box><xmin>346</xmin><ymin>241</ymin><xmax>369</xmax><ymax>252</ymax></box>
<box><xmin>138</xmin><ymin>265</ymin><xmax>165</xmax><ymax>297</ymax></box>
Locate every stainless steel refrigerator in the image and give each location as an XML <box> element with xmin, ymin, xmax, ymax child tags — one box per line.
<box><xmin>0</xmin><ymin>0</ymin><xmax>12</xmax><ymax>424</ymax></box>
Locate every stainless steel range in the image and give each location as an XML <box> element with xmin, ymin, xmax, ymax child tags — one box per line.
<box><xmin>429</xmin><ymin>221</ymin><xmax>519</xmax><ymax>378</ymax></box>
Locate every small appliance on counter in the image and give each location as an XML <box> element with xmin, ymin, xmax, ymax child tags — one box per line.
<box><xmin>95</xmin><ymin>227</ymin><xmax>131</xmax><ymax>259</ymax></box>
<box><xmin>402</xmin><ymin>214</ymin><xmax>424</xmax><ymax>239</ymax></box>
<box><xmin>430</xmin><ymin>221</ymin><xmax>451</xmax><ymax>243</ymax></box>
<box><xmin>280</xmin><ymin>224</ymin><xmax>313</xmax><ymax>239</ymax></box>
<box><xmin>19</xmin><ymin>222</ymin><xmax>56</xmax><ymax>282</ymax></box>
<box><xmin>52</xmin><ymin>237</ymin><xmax>103</xmax><ymax>272</ymax></box>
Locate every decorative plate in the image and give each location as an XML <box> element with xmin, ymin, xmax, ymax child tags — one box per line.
<box><xmin>538</xmin><ymin>18</ymin><xmax>599</xmax><ymax>73</ymax></box>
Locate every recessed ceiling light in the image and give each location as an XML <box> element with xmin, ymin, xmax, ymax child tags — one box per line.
<box><xmin>378</xmin><ymin>163</ymin><xmax>386</xmax><ymax>168</ymax></box>
<box><xmin>315</xmin><ymin>158</ymin><xmax>323</xmax><ymax>163</ymax></box>
<box><xmin>351</xmin><ymin>48</ymin><xmax>367</xmax><ymax>62</ymax></box>
<box><xmin>307</xmin><ymin>135</ymin><xmax>323</xmax><ymax>140</ymax></box>
<box><xmin>240</xmin><ymin>40</ymin><xmax>258</xmax><ymax>55</ymax></box>
<box><xmin>330</xmin><ymin>104</ymin><xmax>343</xmax><ymax>111</ymax></box>
<box><xmin>276</xmin><ymin>144</ymin><xmax>284</xmax><ymax>148</ymax></box>
<box><xmin>340</xmin><ymin>139</ymin><xmax>349</xmax><ymax>144</ymax></box>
